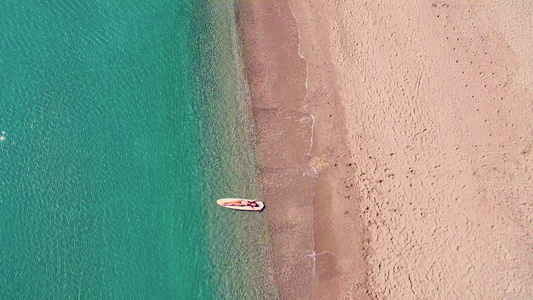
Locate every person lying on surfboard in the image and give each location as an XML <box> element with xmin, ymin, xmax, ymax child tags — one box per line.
<box><xmin>223</xmin><ymin>199</ymin><xmax>261</xmax><ymax>211</ymax></box>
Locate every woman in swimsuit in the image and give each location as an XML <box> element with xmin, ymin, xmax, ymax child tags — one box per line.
<box><xmin>224</xmin><ymin>199</ymin><xmax>261</xmax><ymax>211</ymax></box>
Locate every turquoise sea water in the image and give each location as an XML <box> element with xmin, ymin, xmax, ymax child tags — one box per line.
<box><xmin>0</xmin><ymin>1</ymin><xmax>277</xmax><ymax>298</ymax></box>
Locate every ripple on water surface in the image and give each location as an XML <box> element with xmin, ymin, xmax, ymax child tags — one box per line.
<box><xmin>0</xmin><ymin>0</ymin><xmax>277</xmax><ymax>298</ymax></box>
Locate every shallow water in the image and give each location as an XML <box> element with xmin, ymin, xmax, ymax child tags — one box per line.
<box><xmin>0</xmin><ymin>0</ymin><xmax>277</xmax><ymax>298</ymax></box>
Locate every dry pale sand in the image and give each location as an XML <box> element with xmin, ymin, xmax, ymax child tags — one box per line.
<box><xmin>240</xmin><ymin>0</ymin><xmax>532</xmax><ymax>299</ymax></box>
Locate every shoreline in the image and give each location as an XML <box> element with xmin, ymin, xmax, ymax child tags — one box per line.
<box><xmin>237</xmin><ymin>1</ymin><xmax>317</xmax><ymax>298</ymax></box>
<box><xmin>237</xmin><ymin>0</ymin><xmax>371</xmax><ymax>298</ymax></box>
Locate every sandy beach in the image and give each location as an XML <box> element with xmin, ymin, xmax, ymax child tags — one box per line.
<box><xmin>239</xmin><ymin>0</ymin><xmax>532</xmax><ymax>299</ymax></box>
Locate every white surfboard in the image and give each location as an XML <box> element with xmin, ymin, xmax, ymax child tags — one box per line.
<box><xmin>216</xmin><ymin>198</ymin><xmax>264</xmax><ymax>211</ymax></box>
